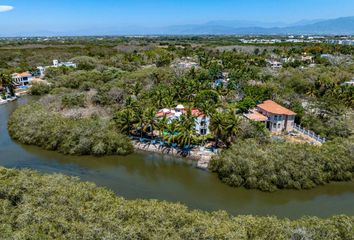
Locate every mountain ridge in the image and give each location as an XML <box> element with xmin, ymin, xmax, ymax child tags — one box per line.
<box><xmin>1</xmin><ymin>16</ymin><xmax>353</xmax><ymax>37</ymax></box>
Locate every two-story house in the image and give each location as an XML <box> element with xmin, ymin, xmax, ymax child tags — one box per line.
<box><xmin>11</xmin><ymin>72</ymin><xmax>34</xmax><ymax>86</ymax></box>
<box><xmin>156</xmin><ymin>105</ymin><xmax>210</xmax><ymax>136</ymax></box>
<box><xmin>244</xmin><ymin>100</ymin><xmax>296</xmax><ymax>133</ymax></box>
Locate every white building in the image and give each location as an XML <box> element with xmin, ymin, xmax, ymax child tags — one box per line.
<box><xmin>156</xmin><ymin>105</ymin><xmax>210</xmax><ymax>136</ymax></box>
<box><xmin>52</xmin><ymin>59</ymin><xmax>77</xmax><ymax>68</ymax></box>
<box><xmin>36</xmin><ymin>60</ymin><xmax>77</xmax><ymax>78</ymax></box>
<box><xmin>11</xmin><ymin>72</ymin><xmax>33</xmax><ymax>86</ymax></box>
<box><xmin>341</xmin><ymin>79</ymin><xmax>354</xmax><ymax>87</ymax></box>
<box><xmin>267</xmin><ymin>60</ymin><xmax>283</xmax><ymax>69</ymax></box>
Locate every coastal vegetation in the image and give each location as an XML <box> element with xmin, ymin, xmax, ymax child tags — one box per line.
<box><xmin>0</xmin><ymin>166</ymin><xmax>353</xmax><ymax>239</ymax></box>
<box><xmin>2</xmin><ymin>36</ymin><xmax>354</xmax><ymax>190</ymax></box>
<box><xmin>210</xmin><ymin>138</ymin><xmax>354</xmax><ymax>191</ymax></box>
<box><xmin>8</xmin><ymin>102</ymin><xmax>133</xmax><ymax>156</ymax></box>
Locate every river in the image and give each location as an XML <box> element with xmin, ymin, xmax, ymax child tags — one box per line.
<box><xmin>1</xmin><ymin>96</ymin><xmax>353</xmax><ymax>219</ymax></box>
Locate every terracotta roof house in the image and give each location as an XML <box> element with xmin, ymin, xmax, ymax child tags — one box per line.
<box><xmin>11</xmin><ymin>72</ymin><xmax>33</xmax><ymax>86</ymax></box>
<box><xmin>156</xmin><ymin>105</ymin><xmax>210</xmax><ymax>136</ymax></box>
<box><xmin>244</xmin><ymin>100</ymin><xmax>296</xmax><ymax>133</ymax></box>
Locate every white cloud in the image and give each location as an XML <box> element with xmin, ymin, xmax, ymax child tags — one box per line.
<box><xmin>0</xmin><ymin>5</ymin><xmax>14</xmax><ymax>12</ymax></box>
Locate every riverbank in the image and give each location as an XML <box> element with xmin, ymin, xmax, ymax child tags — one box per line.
<box><xmin>133</xmin><ymin>140</ymin><xmax>216</xmax><ymax>170</ymax></box>
<box><xmin>2</xmin><ymin>96</ymin><xmax>354</xmax><ymax>219</ymax></box>
<box><xmin>1</xmin><ymin>166</ymin><xmax>352</xmax><ymax>239</ymax></box>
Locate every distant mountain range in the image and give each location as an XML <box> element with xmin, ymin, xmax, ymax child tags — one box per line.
<box><xmin>1</xmin><ymin>16</ymin><xmax>354</xmax><ymax>37</ymax></box>
<box><xmin>158</xmin><ymin>16</ymin><xmax>354</xmax><ymax>35</ymax></box>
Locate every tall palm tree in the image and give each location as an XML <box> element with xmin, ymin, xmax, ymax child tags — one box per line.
<box><xmin>113</xmin><ymin>109</ymin><xmax>136</xmax><ymax>136</ymax></box>
<box><xmin>134</xmin><ymin>106</ymin><xmax>146</xmax><ymax>138</ymax></box>
<box><xmin>176</xmin><ymin>109</ymin><xmax>196</xmax><ymax>147</ymax></box>
<box><xmin>144</xmin><ymin>107</ymin><xmax>158</xmax><ymax>138</ymax></box>
<box><xmin>166</xmin><ymin>119</ymin><xmax>179</xmax><ymax>143</ymax></box>
<box><xmin>0</xmin><ymin>72</ymin><xmax>15</xmax><ymax>97</ymax></box>
<box><xmin>224</xmin><ymin>112</ymin><xmax>242</xmax><ymax>147</ymax></box>
<box><xmin>210</xmin><ymin>112</ymin><xmax>226</xmax><ymax>148</ymax></box>
<box><xmin>156</xmin><ymin>115</ymin><xmax>169</xmax><ymax>139</ymax></box>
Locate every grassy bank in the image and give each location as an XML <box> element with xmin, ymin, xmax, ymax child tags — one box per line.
<box><xmin>210</xmin><ymin>139</ymin><xmax>354</xmax><ymax>192</ymax></box>
<box><xmin>0</xmin><ymin>166</ymin><xmax>353</xmax><ymax>239</ymax></box>
<box><xmin>8</xmin><ymin>103</ymin><xmax>133</xmax><ymax>156</ymax></box>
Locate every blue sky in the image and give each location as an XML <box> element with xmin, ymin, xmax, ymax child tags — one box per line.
<box><xmin>1</xmin><ymin>0</ymin><xmax>354</xmax><ymax>35</ymax></box>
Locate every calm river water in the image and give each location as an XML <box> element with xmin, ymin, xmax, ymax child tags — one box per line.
<box><xmin>0</xmin><ymin>96</ymin><xmax>353</xmax><ymax>219</ymax></box>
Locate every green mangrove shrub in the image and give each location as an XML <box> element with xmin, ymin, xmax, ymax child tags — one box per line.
<box><xmin>210</xmin><ymin>139</ymin><xmax>354</xmax><ymax>192</ymax></box>
<box><xmin>0</xmin><ymin>167</ymin><xmax>353</xmax><ymax>240</ymax></box>
<box><xmin>8</xmin><ymin>103</ymin><xmax>133</xmax><ymax>156</ymax></box>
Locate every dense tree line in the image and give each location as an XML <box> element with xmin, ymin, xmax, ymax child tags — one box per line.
<box><xmin>8</xmin><ymin>103</ymin><xmax>133</xmax><ymax>156</ymax></box>
<box><xmin>0</xmin><ymin>166</ymin><xmax>353</xmax><ymax>239</ymax></box>
<box><xmin>210</xmin><ymin>138</ymin><xmax>354</xmax><ymax>192</ymax></box>
<box><xmin>3</xmin><ymin>37</ymin><xmax>353</xmax><ymax>191</ymax></box>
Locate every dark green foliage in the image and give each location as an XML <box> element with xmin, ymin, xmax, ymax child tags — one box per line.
<box><xmin>71</xmin><ymin>56</ymin><xmax>99</xmax><ymax>70</ymax></box>
<box><xmin>210</xmin><ymin>139</ymin><xmax>354</xmax><ymax>192</ymax></box>
<box><xmin>8</xmin><ymin>103</ymin><xmax>133</xmax><ymax>156</ymax></box>
<box><xmin>61</xmin><ymin>93</ymin><xmax>86</xmax><ymax>108</ymax></box>
<box><xmin>30</xmin><ymin>82</ymin><xmax>52</xmax><ymax>96</ymax></box>
<box><xmin>194</xmin><ymin>90</ymin><xmax>220</xmax><ymax>114</ymax></box>
<box><xmin>0</xmin><ymin>167</ymin><xmax>353</xmax><ymax>239</ymax></box>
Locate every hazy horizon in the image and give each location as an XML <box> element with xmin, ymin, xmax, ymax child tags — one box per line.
<box><xmin>1</xmin><ymin>0</ymin><xmax>354</xmax><ymax>36</ymax></box>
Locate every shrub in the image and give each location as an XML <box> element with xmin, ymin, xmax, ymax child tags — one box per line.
<box><xmin>0</xmin><ymin>167</ymin><xmax>353</xmax><ymax>239</ymax></box>
<box><xmin>8</xmin><ymin>103</ymin><xmax>133</xmax><ymax>156</ymax></box>
<box><xmin>210</xmin><ymin>139</ymin><xmax>354</xmax><ymax>192</ymax></box>
<box><xmin>30</xmin><ymin>82</ymin><xmax>51</xmax><ymax>95</ymax></box>
<box><xmin>61</xmin><ymin>93</ymin><xmax>86</xmax><ymax>108</ymax></box>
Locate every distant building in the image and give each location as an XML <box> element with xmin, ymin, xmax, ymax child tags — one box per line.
<box><xmin>52</xmin><ymin>59</ymin><xmax>77</xmax><ymax>68</ymax></box>
<box><xmin>341</xmin><ymin>79</ymin><xmax>354</xmax><ymax>87</ymax></box>
<box><xmin>301</xmin><ymin>54</ymin><xmax>314</xmax><ymax>63</ymax></box>
<box><xmin>267</xmin><ymin>60</ymin><xmax>282</xmax><ymax>69</ymax></box>
<box><xmin>36</xmin><ymin>66</ymin><xmax>46</xmax><ymax>78</ymax></box>
<box><xmin>11</xmin><ymin>72</ymin><xmax>33</xmax><ymax>86</ymax></box>
<box><xmin>156</xmin><ymin>105</ymin><xmax>210</xmax><ymax>136</ymax></box>
<box><xmin>213</xmin><ymin>72</ymin><xmax>229</xmax><ymax>88</ymax></box>
<box><xmin>244</xmin><ymin>100</ymin><xmax>296</xmax><ymax>133</ymax></box>
<box><xmin>171</xmin><ymin>57</ymin><xmax>199</xmax><ymax>70</ymax></box>
<box><xmin>36</xmin><ymin>60</ymin><xmax>77</xmax><ymax>78</ymax></box>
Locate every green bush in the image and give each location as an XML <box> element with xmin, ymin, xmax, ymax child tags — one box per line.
<box><xmin>30</xmin><ymin>82</ymin><xmax>52</xmax><ymax>96</ymax></box>
<box><xmin>210</xmin><ymin>139</ymin><xmax>354</xmax><ymax>192</ymax></box>
<box><xmin>8</xmin><ymin>103</ymin><xmax>133</xmax><ymax>156</ymax></box>
<box><xmin>0</xmin><ymin>167</ymin><xmax>353</xmax><ymax>240</ymax></box>
<box><xmin>61</xmin><ymin>93</ymin><xmax>85</xmax><ymax>108</ymax></box>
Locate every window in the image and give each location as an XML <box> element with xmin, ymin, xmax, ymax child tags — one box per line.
<box><xmin>200</xmin><ymin>129</ymin><xmax>207</xmax><ymax>135</ymax></box>
<box><xmin>273</xmin><ymin>123</ymin><xmax>276</xmax><ymax>128</ymax></box>
<box><xmin>278</xmin><ymin>123</ymin><xmax>281</xmax><ymax>129</ymax></box>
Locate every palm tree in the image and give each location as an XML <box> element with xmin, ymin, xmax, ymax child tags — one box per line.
<box><xmin>156</xmin><ymin>115</ymin><xmax>169</xmax><ymax>139</ymax></box>
<box><xmin>0</xmin><ymin>72</ymin><xmax>15</xmax><ymax>97</ymax></box>
<box><xmin>224</xmin><ymin>112</ymin><xmax>242</xmax><ymax>147</ymax></box>
<box><xmin>134</xmin><ymin>106</ymin><xmax>146</xmax><ymax>138</ymax></box>
<box><xmin>113</xmin><ymin>109</ymin><xmax>136</xmax><ymax>136</ymax></box>
<box><xmin>210</xmin><ymin>112</ymin><xmax>226</xmax><ymax>148</ymax></box>
<box><xmin>144</xmin><ymin>107</ymin><xmax>158</xmax><ymax>138</ymax></box>
<box><xmin>165</xmin><ymin>119</ymin><xmax>179</xmax><ymax>143</ymax></box>
<box><xmin>124</xmin><ymin>96</ymin><xmax>137</xmax><ymax>109</ymax></box>
<box><xmin>176</xmin><ymin>109</ymin><xmax>196</xmax><ymax>148</ymax></box>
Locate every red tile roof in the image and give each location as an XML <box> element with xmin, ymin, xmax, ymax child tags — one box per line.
<box><xmin>257</xmin><ymin>100</ymin><xmax>296</xmax><ymax>116</ymax></box>
<box><xmin>191</xmin><ymin>108</ymin><xmax>205</xmax><ymax>117</ymax></box>
<box><xmin>156</xmin><ymin>108</ymin><xmax>206</xmax><ymax>118</ymax></box>
<box><xmin>13</xmin><ymin>72</ymin><xmax>32</xmax><ymax>77</ymax></box>
<box><xmin>244</xmin><ymin>110</ymin><xmax>268</xmax><ymax>122</ymax></box>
